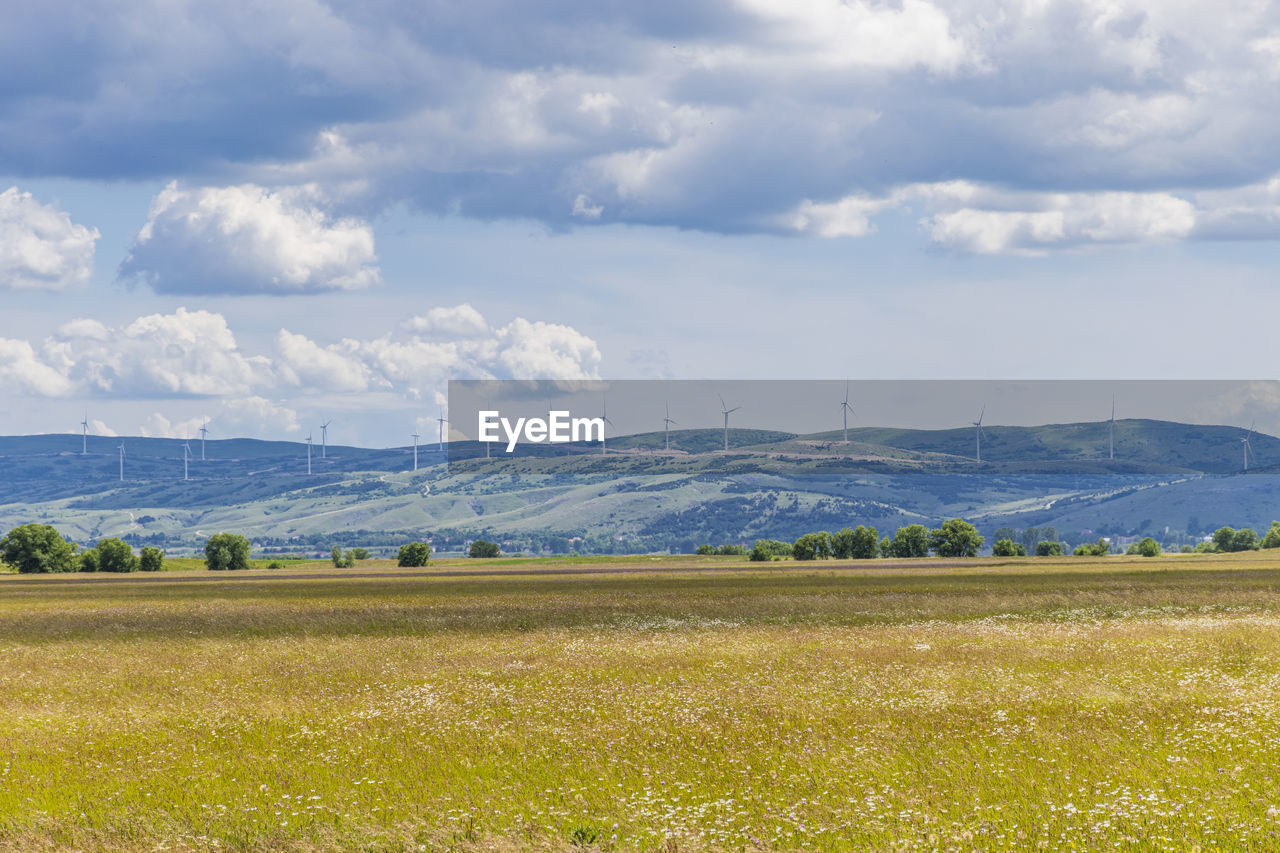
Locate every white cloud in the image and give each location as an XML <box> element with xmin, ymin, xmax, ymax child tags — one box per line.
<box><xmin>42</xmin><ymin>307</ymin><xmax>269</xmax><ymax>396</ymax></box>
<box><xmin>494</xmin><ymin>318</ymin><xmax>602</xmax><ymax>380</ymax></box>
<box><xmin>88</xmin><ymin>419</ymin><xmax>117</xmax><ymax>437</ymax></box>
<box><xmin>139</xmin><ymin>413</ymin><xmax>208</xmax><ymax>439</ymax></box>
<box><xmin>210</xmin><ymin>396</ymin><xmax>301</xmax><ymax>436</ymax></box>
<box><xmin>0</xmin><ymin>187</ymin><xmax>98</xmax><ymax>291</ymax></box>
<box><xmin>402</xmin><ymin>304</ymin><xmax>489</xmax><ymax>339</ymax></box>
<box><xmin>789</xmin><ymin>181</ymin><xmax>1200</xmax><ymax>254</ymax></box>
<box><xmin>120</xmin><ymin>182</ymin><xmax>379</xmax><ymax>294</ymax></box>
<box><xmin>733</xmin><ymin>0</ymin><xmax>975</xmax><ymax>73</ymax></box>
<box><xmin>0</xmin><ymin>337</ymin><xmax>74</xmax><ymax>396</ymax></box>
<box><xmin>275</xmin><ymin>330</ymin><xmax>372</xmax><ymax>392</ymax></box>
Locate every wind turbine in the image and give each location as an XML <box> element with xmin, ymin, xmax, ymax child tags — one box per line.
<box><xmin>601</xmin><ymin>392</ymin><xmax>614</xmax><ymax>455</ymax></box>
<box><xmin>718</xmin><ymin>394</ymin><xmax>741</xmax><ymax>452</ymax></box>
<box><xmin>411</xmin><ymin>433</ymin><xmax>420</xmax><ymax>471</ymax></box>
<box><xmin>80</xmin><ymin>413</ymin><xmax>89</xmax><ymax>455</ymax></box>
<box><xmin>1108</xmin><ymin>396</ymin><xmax>1115</xmax><ymax>460</ymax></box>
<box><xmin>199</xmin><ymin>419</ymin><xmax>209</xmax><ymax>461</ymax></box>
<box><xmin>320</xmin><ymin>419</ymin><xmax>331</xmax><ymax>458</ymax></box>
<box><xmin>1241</xmin><ymin>422</ymin><xmax>1256</xmax><ymax>472</ymax></box>
<box><xmin>663</xmin><ymin>401</ymin><xmax>677</xmax><ymax>451</ymax></box>
<box><xmin>306</xmin><ymin>433</ymin><xmax>313</xmax><ymax>475</ymax></box>
<box><xmin>117</xmin><ymin>442</ymin><xmax>126</xmax><ymax>482</ymax></box>
<box><xmin>972</xmin><ymin>405</ymin><xmax>987</xmax><ymax>462</ymax></box>
<box><xmin>436</xmin><ymin>407</ymin><xmax>448</xmax><ymax>451</ymax></box>
<box><xmin>840</xmin><ymin>382</ymin><xmax>855</xmax><ymax>443</ymax></box>
<box><xmin>183</xmin><ymin>440</ymin><xmax>192</xmax><ymax>481</ymax></box>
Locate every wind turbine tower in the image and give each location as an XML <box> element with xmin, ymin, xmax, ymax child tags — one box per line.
<box><xmin>601</xmin><ymin>392</ymin><xmax>614</xmax><ymax>455</ymax></box>
<box><xmin>411</xmin><ymin>433</ymin><xmax>420</xmax><ymax>471</ymax></box>
<box><xmin>718</xmin><ymin>394</ymin><xmax>741</xmax><ymax>452</ymax></box>
<box><xmin>199</xmin><ymin>419</ymin><xmax>209</xmax><ymax>460</ymax></box>
<box><xmin>1242</xmin><ymin>423</ymin><xmax>1256</xmax><ymax>472</ymax></box>
<box><xmin>117</xmin><ymin>442</ymin><xmax>125</xmax><ymax>482</ymax></box>
<box><xmin>1108</xmin><ymin>397</ymin><xmax>1116</xmax><ymax>460</ymax></box>
<box><xmin>183</xmin><ymin>440</ymin><xmax>191</xmax><ymax>481</ymax></box>
<box><xmin>973</xmin><ymin>405</ymin><xmax>987</xmax><ymax>462</ymax></box>
<box><xmin>81</xmin><ymin>413</ymin><xmax>89</xmax><ymax>455</ymax></box>
<box><xmin>436</xmin><ymin>408</ymin><xmax>448</xmax><ymax>451</ymax></box>
<box><xmin>663</xmin><ymin>401</ymin><xmax>677</xmax><ymax>451</ymax></box>
<box><xmin>840</xmin><ymin>382</ymin><xmax>854</xmax><ymax>443</ymax></box>
<box><xmin>320</xmin><ymin>419</ymin><xmax>331</xmax><ymax>458</ymax></box>
<box><xmin>306</xmin><ymin>433</ymin><xmax>313</xmax><ymax>475</ymax></box>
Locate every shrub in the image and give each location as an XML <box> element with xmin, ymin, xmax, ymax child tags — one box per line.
<box><xmin>1035</xmin><ymin>541</ymin><xmax>1063</xmax><ymax>557</ymax></box>
<box><xmin>469</xmin><ymin>539</ymin><xmax>501</xmax><ymax>558</ymax></box>
<box><xmin>79</xmin><ymin>548</ymin><xmax>99</xmax><ymax>572</ymax></box>
<box><xmin>886</xmin><ymin>524</ymin><xmax>931</xmax><ymax>558</ymax></box>
<box><xmin>139</xmin><ymin>546</ymin><xmax>164</xmax><ymax>572</ymax></box>
<box><xmin>1072</xmin><ymin>538</ymin><xmax>1109</xmax><ymax>557</ymax></box>
<box><xmin>0</xmin><ymin>524</ymin><xmax>78</xmax><ymax>574</ymax></box>
<box><xmin>397</xmin><ymin>541</ymin><xmax>432</xmax><ymax>567</ymax></box>
<box><xmin>930</xmin><ymin>518</ymin><xmax>984</xmax><ymax>558</ymax></box>
<box><xmin>266</xmin><ymin>561</ymin><xmax>283</xmax><ymax>570</ymax></box>
<box><xmin>695</xmin><ymin>544</ymin><xmax>715</xmax><ymax>555</ymax></box>
<box><xmin>349</xmin><ymin>547</ymin><xmax>370</xmax><ymax>561</ymax></box>
<box><xmin>205</xmin><ymin>533</ymin><xmax>252</xmax><ymax>571</ymax></box>
<box><xmin>1262</xmin><ymin>522</ymin><xmax>1280</xmax><ymax>550</ymax></box>
<box><xmin>716</xmin><ymin>544</ymin><xmax>747</xmax><ymax>556</ymax></box>
<box><xmin>96</xmin><ymin>537</ymin><xmax>138</xmax><ymax>573</ymax></box>
<box><xmin>993</xmin><ymin>538</ymin><xmax>1026</xmax><ymax>557</ymax></box>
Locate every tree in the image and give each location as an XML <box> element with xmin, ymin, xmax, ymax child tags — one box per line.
<box><xmin>469</xmin><ymin>539</ymin><xmax>501</xmax><ymax>558</ymax></box>
<box><xmin>992</xmin><ymin>538</ymin><xmax>1026</xmax><ymax>557</ymax></box>
<box><xmin>992</xmin><ymin>526</ymin><xmax>1018</xmax><ymax>544</ymax></box>
<box><xmin>139</xmin><ymin>546</ymin><xmax>164</xmax><ymax>572</ymax></box>
<box><xmin>1020</xmin><ymin>527</ymin><xmax>1041</xmax><ymax>556</ymax></box>
<box><xmin>930</xmin><ymin>518</ymin><xmax>984</xmax><ymax>558</ymax></box>
<box><xmin>849</xmin><ymin>525</ymin><xmax>880</xmax><ymax>559</ymax></box>
<box><xmin>0</xmin><ymin>524</ymin><xmax>78</xmax><ymax>574</ymax></box>
<box><xmin>205</xmin><ymin>533</ymin><xmax>252</xmax><ymax>571</ymax></box>
<box><xmin>97</xmin><ymin>537</ymin><xmax>138</xmax><ymax>573</ymax></box>
<box><xmin>397</xmin><ymin>541</ymin><xmax>432</xmax><ymax>567</ymax></box>
<box><xmin>1231</xmin><ymin>528</ymin><xmax>1259</xmax><ymax>552</ymax></box>
<box><xmin>1035</xmin><ymin>541</ymin><xmax>1063</xmax><ymax>556</ymax></box>
<box><xmin>1212</xmin><ymin>526</ymin><xmax>1236</xmax><ymax>553</ymax></box>
<box><xmin>1262</xmin><ymin>522</ymin><xmax>1280</xmax><ymax>550</ymax></box>
<box><xmin>1136</xmin><ymin>537</ymin><xmax>1161</xmax><ymax>557</ymax></box>
<box><xmin>879</xmin><ymin>536</ymin><xmax>892</xmax><ymax>557</ymax></box>
<box><xmin>79</xmin><ymin>548</ymin><xmax>99</xmax><ymax>573</ymax></box>
<box><xmin>829</xmin><ymin>527</ymin><xmax>857</xmax><ymax>559</ymax></box>
<box><xmin>1040</xmin><ymin>526</ymin><xmax>1059</xmax><ymax>543</ymax></box>
<box><xmin>716</xmin><ymin>544</ymin><xmax>747</xmax><ymax>556</ymax></box>
<box><xmin>331</xmin><ymin>546</ymin><xmax>354</xmax><ymax>568</ymax></box>
<box><xmin>695</xmin><ymin>544</ymin><xmax>715</xmax><ymax>555</ymax></box>
<box><xmin>792</xmin><ymin>532</ymin><xmax>830</xmax><ymax>561</ymax></box>
<box><xmin>749</xmin><ymin>542</ymin><xmax>776</xmax><ymax>562</ymax></box>
<box><xmin>887</xmin><ymin>524</ymin><xmax>931</xmax><ymax>558</ymax></box>
<box><xmin>349</xmin><ymin>547</ymin><xmax>370</xmax><ymax>561</ymax></box>
<box><xmin>751</xmin><ymin>539</ymin><xmax>792</xmax><ymax>559</ymax></box>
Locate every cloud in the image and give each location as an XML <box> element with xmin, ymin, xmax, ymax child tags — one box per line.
<box><xmin>0</xmin><ymin>187</ymin><xmax>98</xmax><ymax>291</ymax></box>
<box><xmin>9</xmin><ymin>1</ymin><xmax>1280</xmax><ymax>242</ymax></box>
<box><xmin>402</xmin><ymin>304</ymin><xmax>489</xmax><ymax>339</ymax></box>
<box><xmin>139</xmin><ymin>413</ymin><xmax>208</xmax><ymax>440</ymax></box>
<box><xmin>0</xmin><ymin>337</ymin><xmax>74</xmax><ymax>396</ymax></box>
<box><xmin>119</xmin><ymin>182</ymin><xmax>379</xmax><ymax>294</ymax></box>
<box><xmin>40</xmin><ymin>307</ymin><xmax>270</xmax><ymax>397</ymax></box>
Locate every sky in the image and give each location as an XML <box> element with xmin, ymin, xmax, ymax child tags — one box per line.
<box><xmin>4</xmin><ymin>1</ymin><xmax>1280</xmax><ymax>447</ymax></box>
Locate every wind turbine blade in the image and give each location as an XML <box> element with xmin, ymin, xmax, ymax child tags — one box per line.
<box><xmin>717</xmin><ymin>393</ymin><xmax>727</xmax><ymax>411</ymax></box>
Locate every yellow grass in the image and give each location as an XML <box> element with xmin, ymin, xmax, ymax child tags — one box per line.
<box><xmin>3</xmin><ymin>553</ymin><xmax>1280</xmax><ymax>851</ymax></box>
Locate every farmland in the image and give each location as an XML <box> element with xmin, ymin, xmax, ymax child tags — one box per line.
<box><xmin>3</xmin><ymin>553</ymin><xmax>1280</xmax><ymax>850</ymax></box>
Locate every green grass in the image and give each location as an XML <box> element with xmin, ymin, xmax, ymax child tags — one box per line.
<box><xmin>3</xmin><ymin>553</ymin><xmax>1280</xmax><ymax>850</ymax></box>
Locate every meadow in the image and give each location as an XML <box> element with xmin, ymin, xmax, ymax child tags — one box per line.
<box><xmin>3</xmin><ymin>553</ymin><xmax>1280</xmax><ymax>851</ymax></box>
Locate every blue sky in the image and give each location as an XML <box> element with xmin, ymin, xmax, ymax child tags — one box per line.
<box><xmin>4</xmin><ymin>1</ymin><xmax>1280</xmax><ymax>446</ymax></box>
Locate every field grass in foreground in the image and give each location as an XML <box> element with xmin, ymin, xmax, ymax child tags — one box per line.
<box><xmin>3</xmin><ymin>554</ymin><xmax>1280</xmax><ymax>851</ymax></box>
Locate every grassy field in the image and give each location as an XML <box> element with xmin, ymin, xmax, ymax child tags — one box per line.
<box><xmin>4</xmin><ymin>554</ymin><xmax>1280</xmax><ymax>851</ymax></box>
